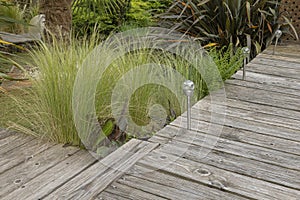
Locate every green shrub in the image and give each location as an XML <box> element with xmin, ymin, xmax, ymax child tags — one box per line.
<box><xmin>161</xmin><ymin>0</ymin><xmax>299</xmax><ymax>57</ymax></box>
<box><xmin>5</xmin><ymin>30</ymin><xmax>242</xmax><ymax>149</ymax></box>
<box><xmin>209</xmin><ymin>44</ymin><xmax>243</xmax><ymax>80</ymax></box>
<box><xmin>8</xmin><ymin>34</ymin><xmax>99</xmax><ymax>146</ymax></box>
<box><xmin>121</xmin><ymin>0</ymin><xmax>173</xmax><ymax>30</ymax></box>
<box><xmin>72</xmin><ymin>0</ymin><xmax>173</xmax><ymax>36</ymax></box>
<box><xmin>72</xmin><ymin>0</ymin><xmax>130</xmax><ymax>37</ymax></box>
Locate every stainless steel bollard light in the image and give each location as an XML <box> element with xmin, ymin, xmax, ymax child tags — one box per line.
<box><xmin>273</xmin><ymin>30</ymin><xmax>282</xmax><ymax>55</ymax></box>
<box><xmin>183</xmin><ymin>80</ymin><xmax>194</xmax><ymax>130</ymax></box>
<box><xmin>242</xmin><ymin>47</ymin><xmax>250</xmax><ymax>80</ymax></box>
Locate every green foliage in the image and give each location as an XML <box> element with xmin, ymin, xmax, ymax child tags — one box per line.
<box><xmin>0</xmin><ymin>1</ymin><xmax>25</xmax><ymax>33</ymax></box>
<box><xmin>161</xmin><ymin>0</ymin><xmax>299</xmax><ymax>57</ymax></box>
<box><xmin>72</xmin><ymin>0</ymin><xmax>131</xmax><ymax>36</ymax></box>
<box><xmin>209</xmin><ymin>44</ymin><xmax>243</xmax><ymax>80</ymax></box>
<box><xmin>121</xmin><ymin>0</ymin><xmax>173</xmax><ymax>30</ymax></box>
<box><xmin>3</xmin><ymin>29</ymin><xmax>242</xmax><ymax>148</ymax></box>
<box><xmin>72</xmin><ymin>0</ymin><xmax>173</xmax><ymax>36</ymax></box>
<box><xmin>7</xmin><ymin>34</ymin><xmax>99</xmax><ymax>146</ymax></box>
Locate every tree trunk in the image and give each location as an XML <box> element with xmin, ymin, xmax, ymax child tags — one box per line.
<box><xmin>39</xmin><ymin>0</ymin><xmax>72</xmax><ymax>38</ymax></box>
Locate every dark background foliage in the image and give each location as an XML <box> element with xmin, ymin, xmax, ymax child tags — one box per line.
<box><xmin>160</xmin><ymin>0</ymin><xmax>298</xmax><ymax>57</ymax></box>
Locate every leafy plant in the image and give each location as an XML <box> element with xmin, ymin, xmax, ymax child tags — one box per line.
<box><xmin>209</xmin><ymin>44</ymin><xmax>243</xmax><ymax>80</ymax></box>
<box><xmin>161</xmin><ymin>0</ymin><xmax>299</xmax><ymax>57</ymax></box>
<box><xmin>72</xmin><ymin>0</ymin><xmax>131</xmax><ymax>36</ymax></box>
<box><xmin>72</xmin><ymin>0</ymin><xmax>173</xmax><ymax>36</ymax></box>
<box><xmin>121</xmin><ymin>0</ymin><xmax>173</xmax><ymax>30</ymax></box>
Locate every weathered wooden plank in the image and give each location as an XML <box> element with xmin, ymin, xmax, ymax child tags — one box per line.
<box><xmin>196</xmin><ymin>96</ymin><xmax>300</xmax><ymax>120</ymax></box>
<box><xmin>113</xmin><ymin>173</ymin><xmax>229</xmax><ymax>200</ymax></box>
<box><xmin>159</xmin><ymin>125</ymin><xmax>300</xmax><ymax>170</ymax></box>
<box><xmin>173</xmin><ymin>108</ymin><xmax>300</xmax><ymax>142</ymax></box>
<box><xmin>245</xmin><ymin>63</ymin><xmax>300</xmax><ymax>80</ymax></box>
<box><xmin>225</xmin><ymin>84</ymin><xmax>300</xmax><ymax>111</ymax></box>
<box><xmin>265</xmin><ymin>44</ymin><xmax>300</xmax><ymax>52</ymax></box>
<box><xmin>137</xmin><ymin>150</ymin><xmax>300</xmax><ymax>200</ymax></box>
<box><xmin>0</xmin><ymin>129</ymin><xmax>15</xmax><ymax>140</ymax></box>
<box><xmin>171</xmin><ymin>116</ymin><xmax>300</xmax><ymax>155</ymax></box>
<box><xmin>252</xmin><ymin>56</ymin><xmax>300</xmax><ymax>69</ymax></box>
<box><xmin>100</xmin><ymin>182</ymin><xmax>167</xmax><ymax>200</ymax></box>
<box><xmin>44</xmin><ymin>139</ymin><xmax>159</xmax><ymax>200</ymax></box>
<box><xmin>98</xmin><ymin>190</ymin><xmax>133</xmax><ymax>200</ymax></box>
<box><xmin>232</xmin><ymin>71</ymin><xmax>300</xmax><ymax>90</ymax></box>
<box><xmin>0</xmin><ymin>138</ymin><xmax>54</xmax><ymax>174</ymax></box>
<box><xmin>149</xmin><ymin>134</ymin><xmax>300</xmax><ymax>191</ymax></box>
<box><xmin>197</xmin><ymin>98</ymin><xmax>300</xmax><ymax>121</ymax></box>
<box><xmin>0</xmin><ymin>134</ymin><xmax>34</xmax><ymax>155</ymax></box>
<box><xmin>226</xmin><ymin>79</ymin><xmax>300</xmax><ymax>97</ymax></box>
<box><xmin>263</xmin><ymin>48</ymin><xmax>300</xmax><ymax>58</ymax></box>
<box><xmin>0</xmin><ymin>144</ymin><xmax>79</xmax><ymax>198</ymax></box>
<box><xmin>123</xmin><ymin>164</ymin><xmax>249</xmax><ymax>200</ymax></box>
<box><xmin>193</xmin><ymin>98</ymin><xmax>300</xmax><ymax>131</ymax></box>
<box><xmin>257</xmin><ymin>53</ymin><xmax>300</xmax><ymax>64</ymax></box>
<box><xmin>3</xmin><ymin>150</ymin><xmax>97</xmax><ymax>200</ymax></box>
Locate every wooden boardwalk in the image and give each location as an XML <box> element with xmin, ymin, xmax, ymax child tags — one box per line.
<box><xmin>1</xmin><ymin>44</ymin><xmax>300</xmax><ymax>199</ymax></box>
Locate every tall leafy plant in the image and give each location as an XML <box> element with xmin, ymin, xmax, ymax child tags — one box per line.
<box><xmin>161</xmin><ymin>0</ymin><xmax>299</xmax><ymax>56</ymax></box>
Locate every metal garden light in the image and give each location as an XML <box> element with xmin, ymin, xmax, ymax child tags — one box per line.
<box><xmin>183</xmin><ymin>80</ymin><xmax>194</xmax><ymax>130</ymax></box>
<box><xmin>273</xmin><ymin>30</ymin><xmax>282</xmax><ymax>55</ymax></box>
<box><xmin>242</xmin><ymin>47</ymin><xmax>250</xmax><ymax>80</ymax></box>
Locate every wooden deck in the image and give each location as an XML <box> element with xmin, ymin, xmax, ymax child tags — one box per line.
<box><xmin>1</xmin><ymin>44</ymin><xmax>300</xmax><ymax>199</ymax></box>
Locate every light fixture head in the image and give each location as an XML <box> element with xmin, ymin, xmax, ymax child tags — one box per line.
<box><xmin>183</xmin><ymin>80</ymin><xmax>195</xmax><ymax>97</ymax></box>
<box><xmin>275</xmin><ymin>30</ymin><xmax>282</xmax><ymax>38</ymax></box>
<box><xmin>242</xmin><ymin>47</ymin><xmax>250</xmax><ymax>56</ymax></box>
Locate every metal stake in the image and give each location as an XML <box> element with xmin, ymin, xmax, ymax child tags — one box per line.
<box><xmin>242</xmin><ymin>47</ymin><xmax>250</xmax><ymax>80</ymax></box>
<box><xmin>183</xmin><ymin>80</ymin><xmax>194</xmax><ymax>130</ymax></box>
<box><xmin>273</xmin><ymin>30</ymin><xmax>282</xmax><ymax>55</ymax></box>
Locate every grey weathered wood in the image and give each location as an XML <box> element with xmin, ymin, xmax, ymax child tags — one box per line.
<box><xmin>263</xmin><ymin>48</ymin><xmax>300</xmax><ymax>58</ymax></box>
<box><xmin>193</xmin><ymin>98</ymin><xmax>300</xmax><ymax>131</ymax></box>
<box><xmin>171</xmin><ymin>116</ymin><xmax>300</xmax><ymax>155</ymax></box>
<box><xmin>0</xmin><ymin>144</ymin><xmax>79</xmax><ymax>198</ymax></box>
<box><xmin>172</xmin><ymin>108</ymin><xmax>300</xmax><ymax>142</ymax></box>
<box><xmin>226</xmin><ymin>79</ymin><xmax>300</xmax><ymax>96</ymax></box>
<box><xmin>252</xmin><ymin>56</ymin><xmax>300</xmax><ymax>69</ymax></box>
<box><xmin>98</xmin><ymin>191</ymin><xmax>133</xmax><ymax>200</ymax></box>
<box><xmin>245</xmin><ymin>63</ymin><xmax>300</xmax><ymax>80</ymax></box>
<box><xmin>232</xmin><ymin>71</ymin><xmax>300</xmax><ymax>90</ymax></box>
<box><xmin>0</xmin><ymin>134</ymin><xmax>34</xmax><ymax>155</ymax></box>
<box><xmin>137</xmin><ymin>150</ymin><xmax>300</xmax><ymax>200</ymax></box>
<box><xmin>154</xmin><ymin>125</ymin><xmax>300</xmax><ymax>171</ymax></box>
<box><xmin>193</xmin><ymin>96</ymin><xmax>300</xmax><ymax>122</ymax></box>
<box><xmin>0</xmin><ymin>129</ymin><xmax>16</xmax><ymax>140</ymax></box>
<box><xmin>257</xmin><ymin>53</ymin><xmax>300</xmax><ymax>64</ymax></box>
<box><xmin>0</xmin><ymin>138</ymin><xmax>54</xmax><ymax>174</ymax></box>
<box><xmin>3</xmin><ymin>150</ymin><xmax>97</xmax><ymax>200</ymax></box>
<box><xmin>44</xmin><ymin>139</ymin><xmax>159</xmax><ymax>200</ymax></box>
<box><xmin>99</xmin><ymin>182</ymin><xmax>167</xmax><ymax>200</ymax></box>
<box><xmin>212</xmin><ymin>98</ymin><xmax>300</xmax><ymax>120</ymax></box>
<box><xmin>124</xmin><ymin>164</ymin><xmax>249</xmax><ymax>200</ymax></box>
<box><xmin>149</xmin><ymin>134</ymin><xmax>300</xmax><ymax>191</ymax></box>
<box><xmin>114</xmin><ymin>173</ymin><xmax>229</xmax><ymax>200</ymax></box>
<box><xmin>225</xmin><ymin>84</ymin><xmax>300</xmax><ymax>111</ymax></box>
